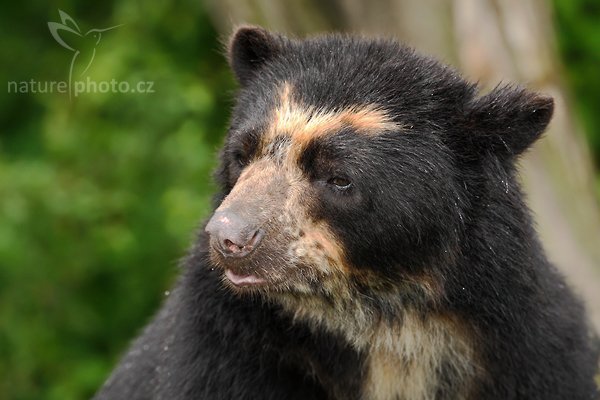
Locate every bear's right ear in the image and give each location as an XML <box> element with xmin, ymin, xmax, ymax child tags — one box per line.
<box><xmin>465</xmin><ymin>85</ymin><xmax>554</xmax><ymax>160</ymax></box>
<box><xmin>227</xmin><ymin>26</ymin><xmax>283</xmax><ymax>86</ymax></box>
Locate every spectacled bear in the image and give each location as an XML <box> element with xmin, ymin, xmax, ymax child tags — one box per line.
<box><xmin>94</xmin><ymin>27</ymin><xmax>599</xmax><ymax>400</ymax></box>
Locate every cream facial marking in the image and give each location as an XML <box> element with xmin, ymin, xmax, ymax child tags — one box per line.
<box><xmin>211</xmin><ymin>157</ymin><xmax>350</xmax><ymax>286</ymax></box>
<box><xmin>260</xmin><ymin>83</ymin><xmax>401</xmax><ymax>157</ymax></box>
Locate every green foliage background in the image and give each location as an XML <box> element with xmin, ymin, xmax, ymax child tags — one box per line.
<box><xmin>0</xmin><ymin>1</ymin><xmax>233</xmax><ymax>398</ymax></box>
<box><xmin>0</xmin><ymin>1</ymin><xmax>597</xmax><ymax>399</ymax></box>
<box><xmin>553</xmin><ymin>0</ymin><xmax>600</xmax><ymax>186</ymax></box>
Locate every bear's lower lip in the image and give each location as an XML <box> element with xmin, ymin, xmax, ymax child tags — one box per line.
<box><xmin>225</xmin><ymin>269</ymin><xmax>267</xmax><ymax>286</ymax></box>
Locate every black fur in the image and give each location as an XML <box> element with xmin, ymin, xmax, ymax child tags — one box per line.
<box><xmin>95</xmin><ymin>28</ymin><xmax>598</xmax><ymax>399</ymax></box>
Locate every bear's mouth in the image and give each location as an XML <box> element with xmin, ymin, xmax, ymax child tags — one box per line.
<box><xmin>224</xmin><ymin>269</ymin><xmax>267</xmax><ymax>287</ymax></box>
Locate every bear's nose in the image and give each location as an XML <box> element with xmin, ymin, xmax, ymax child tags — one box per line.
<box><xmin>205</xmin><ymin>210</ymin><xmax>263</xmax><ymax>258</ymax></box>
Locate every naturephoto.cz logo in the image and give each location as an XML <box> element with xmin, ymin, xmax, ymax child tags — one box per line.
<box><xmin>7</xmin><ymin>10</ymin><xmax>155</xmax><ymax>99</ymax></box>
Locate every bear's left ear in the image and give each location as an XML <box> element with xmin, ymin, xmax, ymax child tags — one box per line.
<box><xmin>466</xmin><ymin>85</ymin><xmax>554</xmax><ymax>159</ymax></box>
<box><xmin>227</xmin><ymin>26</ymin><xmax>283</xmax><ymax>86</ymax></box>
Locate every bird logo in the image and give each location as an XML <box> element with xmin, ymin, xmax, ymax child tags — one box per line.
<box><xmin>48</xmin><ymin>10</ymin><xmax>122</xmax><ymax>98</ymax></box>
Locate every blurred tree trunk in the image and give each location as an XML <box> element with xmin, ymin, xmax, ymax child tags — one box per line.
<box><xmin>204</xmin><ymin>0</ymin><xmax>600</xmax><ymax>330</ymax></box>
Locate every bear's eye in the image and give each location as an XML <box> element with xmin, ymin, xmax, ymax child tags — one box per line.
<box><xmin>233</xmin><ymin>151</ymin><xmax>248</xmax><ymax>168</ymax></box>
<box><xmin>327</xmin><ymin>176</ymin><xmax>352</xmax><ymax>190</ymax></box>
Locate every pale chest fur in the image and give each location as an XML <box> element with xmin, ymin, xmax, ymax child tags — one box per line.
<box><xmin>277</xmin><ymin>291</ymin><xmax>479</xmax><ymax>400</ymax></box>
<box><xmin>362</xmin><ymin>313</ymin><xmax>478</xmax><ymax>400</ymax></box>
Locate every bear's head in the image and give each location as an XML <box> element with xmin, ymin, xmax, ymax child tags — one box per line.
<box><xmin>204</xmin><ymin>27</ymin><xmax>553</xmax><ymax>331</ymax></box>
